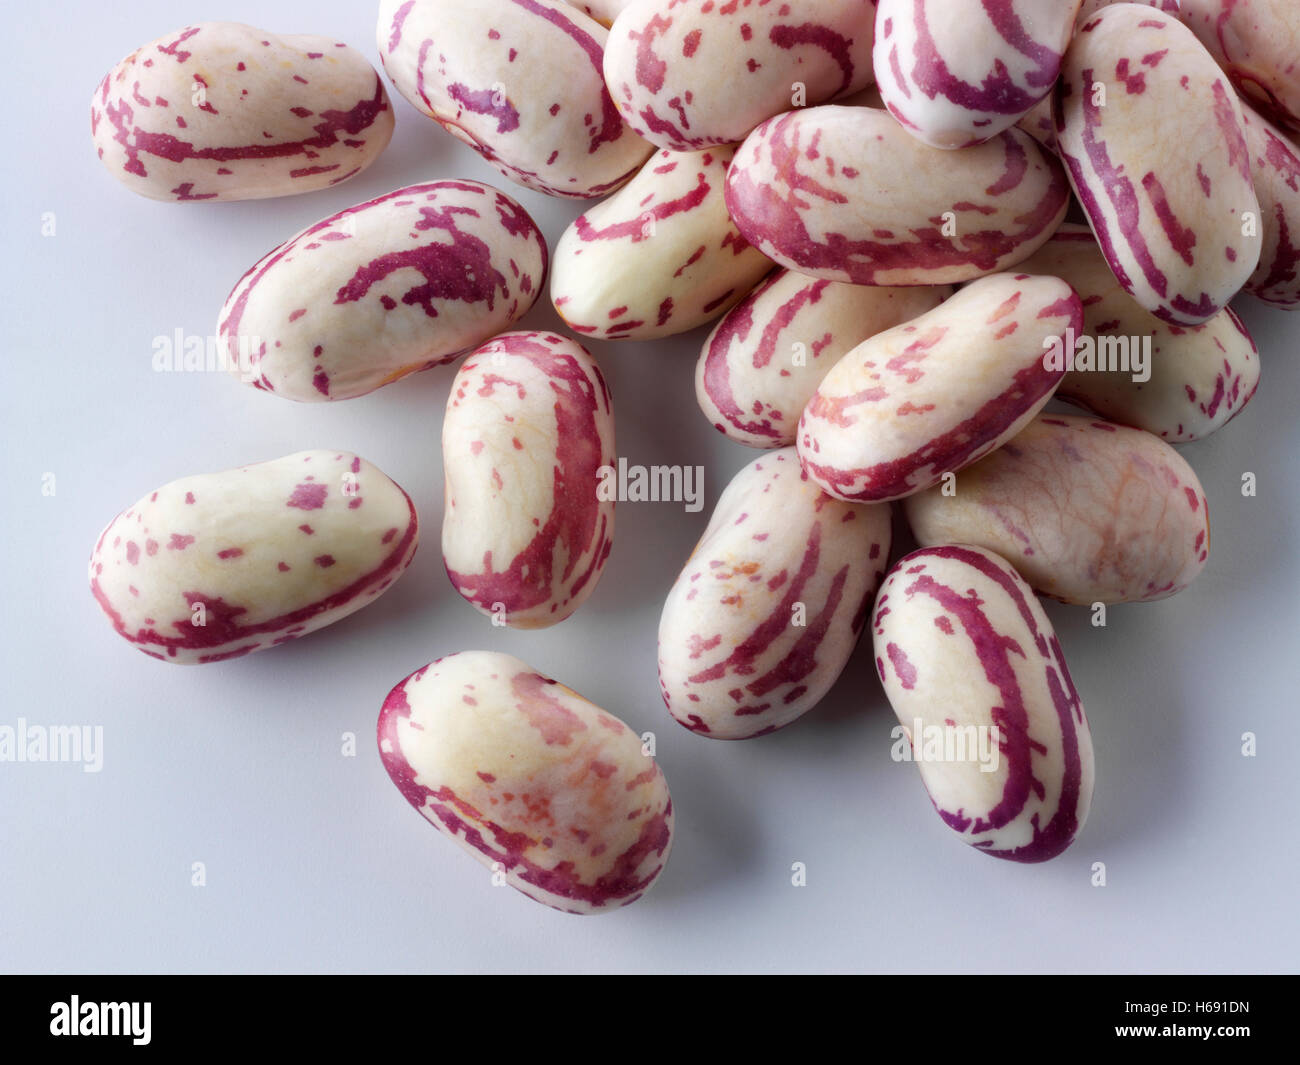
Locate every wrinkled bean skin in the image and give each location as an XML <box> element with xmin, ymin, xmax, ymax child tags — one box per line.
<box><xmin>90</xmin><ymin>23</ymin><xmax>393</xmax><ymax>202</ymax></box>
<box><xmin>1055</xmin><ymin>6</ymin><xmax>1262</xmax><ymax>326</ymax></box>
<box><xmin>1017</xmin><ymin>223</ymin><xmax>1260</xmax><ymax>441</ymax></box>
<box><xmin>604</xmin><ymin>0</ymin><xmax>877</xmax><ymax>151</ymax></box>
<box><xmin>871</xmin><ymin>545</ymin><xmax>1095</xmax><ymax>863</ymax></box>
<box><xmin>217</xmin><ymin>181</ymin><xmax>547</xmax><ymax>402</ymax></box>
<box><xmin>697</xmin><ymin>273</ymin><xmax>950</xmax><ymax>449</ymax></box>
<box><xmin>1178</xmin><ymin>0</ymin><xmax>1300</xmax><ymax>131</ymax></box>
<box><xmin>725</xmin><ymin>106</ymin><xmax>1069</xmax><ymax>285</ymax></box>
<box><xmin>658</xmin><ymin>449</ymin><xmax>891</xmax><ymax>740</ymax></box>
<box><xmin>442</xmin><ymin>332</ymin><xmax>615</xmax><ymax>629</ymax></box>
<box><xmin>874</xmin><ymin>0</ymin><xmax>1081</xmax><ymax>149</ymax></box>
<box><xmin>551</xmin><ymin>146</ymin><xmax>773</xmax><ymax>340</ymax></box>
<box><xmin>798</xmin><ymin>273</ymin><xmax>1081</xmax><ymax>503</ymax></box>
<box><xmin>904</xmin><ymin>414</ymin><xmax>1211</xmax><ymax>604</ymax></box>
<box><xmin>1240</xmin><ymin>103</ymin><xmax>1300</xmax><ymax>308</ymax></box>
<box><xmin>89</xmin><ymin>451</ymin><xmax>419</xmax><ymax>664</ymax></box>
<box><xmin>377</xmin><ymin>0</ymin><xmax>652</xmax><ymax>198</ymax></box>
<box><xmin>377</xmin><ymin>651</ymin><xmax>673</xmax><ymax>914</ymax></box>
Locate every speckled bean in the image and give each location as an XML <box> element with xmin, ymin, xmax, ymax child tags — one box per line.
<box><xmin>904</xmin><ymin>414</ymin><xmax>1211</xmax><ymax>603</ymax></box>
<box><xmin>871</xmin><ymin>545</ymin><xmax>1094</xmax><ymax>863</ymax></box>
<box><xmin>90</xmin><ymin>23</ymin><xmax>393</xmax><ymax>202</ymax></box>
<box><xmin>1178</xmin><ymin>0</ymin><xmax>1300</xmax><ymax>131</ymax></box>
<box><xmin>1241</xmin><ymin>102</ymin><xmax>1300</xmax><ymax>308</ymax></box>
<box><xmin>377</xmin><ymin>0</ymin><xmax>652</xmax><ymax>198</ymax></box>
<box><xmin>1016</xmin><ymin>223</ymin><xmax>1260</xmax><ymax>441</ymax></box>
<box><xmin>377</xmin><ymin>650</ymin><xmax>673</xmax><ymax>914</ymax></box>
<box><xmin>603</xmin><ymin>0</ymin><xmax>877</xmax><ymax>152</ymax></box>
<box><xmin>725</xmin><ymin>105</ymin><xmax>1069</xmax><ymax>285</ymax></box>
<box><xmin>89</xmin><ymin>451</ymin><xmax>418</xmax><ymax>664</ymax></box>
<box><xmin>797</xmin><ymin>273</ymin><xmax>1081</xmax><ymax>502</ymax></box>
<box><xmin>1077</xmin><ymin>0</ymin><xmax>1180</xmax><ymax>20</ymax></box>
<box><xmin>697</xmin><ymin>272</ymin><xmax>951</xmax><ymax>449</ymax></box>
<box><xmin>874</xmin><ymin>0</ymin><xmax>1081</xmax><ymax>149</ymax></box>
<box><xmin>1055</xmin><ymin>5</ymin><xmax>1261</xmax><ymax>325</ymax></box>
<box><xmin>658</xmin><ymin>449</ymin><xmax>891</xmax><ymax>740</ymax></box>
<box><xmin>442</xmin><ymin>332</ymin><xmax>615</xmax><ymax>629</ymax></box>
<box><xmin>551</xmin><ymin>145</ymin><xmax>773</xmax><ymax>340</ymax></box>
<box><xmin>217</xmin><ymin>180</ymin><xmax>547</xmax><ymax>402</ymax></box>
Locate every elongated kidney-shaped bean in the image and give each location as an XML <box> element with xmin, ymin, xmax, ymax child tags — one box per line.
<box><xmin>1017</xmin><ymin>223</ymin><xmax>1259</xmax><ymax>441</ymax></box>
<box><xmin>697</xmin><ymin>272</ymin><xmax>951</xmax><ymax>449</ymax></box>
<box><xmin>89</xmin><ymin>451</ymin><xmax>418</xmax><ymax>663</ymax></box>
<box><xmin>872</xmin><ymin>545</ymin><xmax>1095</xmax><ymax>862</ymax></box>
<box><xmin>874</xmin><ymin>0</ymin><xmax>1081</xmax><ymax>149</ymax></box>
<box><xmin>604</xmin><ymin>0</ymin><xmax>877</xmax><ymax>151</ymax></box>
<box><xmin>725</xmin><ymin>106</ymin><xmax>1069</xmax><ymax>285</ymax></box>
<box><xmin>1240</xmin><ymin>103</ymin><xmax>1300</xmax><ymax>308</ymax></box>
<box><xmin>217</xmin><ymin>181</ymin><xmax>547</xmax><ymax>402</ymax></box>
<box><xmin>904</xmin><ymin>414</ymin><xmax>1211</xmax><ymax>603</ymax></box>
<box><xmin>377</xmin><ymin>0</ymin><xmax>651</xmax><ymax>198</ymax></box>
<box><xmin>442</xmin><ymin>332</ymin><xmax>615</xmax><ymax>629</ymax></box>
<box><xmin>91</xmin><ymin>23</ymin><xmax>393</xmax><ymax>202</ymax></box>
<box><xmin>798</xmin><ymin>273</ymin><xmax>1081</xmax><ymax>502</ymax></box>
<box><xmin>551</xmin><ymin>145</ymin><xmax>773</xmax><ymax>340</ymax></box>
<box><xmin>658</xmin><ymin>449</ymin><xmax>891</xmax><ymax>740</ymax></box>
<box><xmin>377</xmin><ymin>651</ymin><xmax>673</xmax><ymax>914</ymax></box>
<box><xmin>1055</xmin><ymin>5</ymin><xmax>1261</xmax><ymax>325</ymax></box>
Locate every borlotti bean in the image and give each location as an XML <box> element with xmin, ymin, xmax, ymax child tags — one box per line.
<box><xmin>871</xmin><ymin>545</ymin><xmax>1094</xmax><ymax>863</ymax></box>
<box><xmin>89</xmin><ymin>451</ymin><xmax>419</xmax><ymax>664</ymax></box>
<box><xmin>725</xmin><ymin>106</ymin><xmax>1069</xmax><ymax>285</ymax></box>
<box><xmin>217</xmin><ymin>180</ymin><xmax>548</xmax><ymax>402</ymax></box>
<box><xmin>91</xmin><ymin>23</ymin><xmax>393</xmax><ymax>202</ymax></box>
<box><xmin>797</xmin><ymin>273</ymin><xmax>1082</xmax><ymax>503</ymax></box>
<box><xmin>377</xmin><ymin>651</ymin><xmax>673</xmax><ymax>914</ymax></box>
<box><xmin>696</xmin><ymin>273</ymin><xmax>951</xmax><ymax>449</ymax></box>
<box><xmin>1055</xmin><ymin>5</ymin><xmax>1262</xmax><ymax>326</ymax></box>
<box><xmin>1077</xmin><ymin>0</ymin><xmax>1180</xmax><ymax>20</ymax></box>
<box><xmin>1016</xmin><ymin>96</ymin><xmax>1057</xmax><ymax>153</ymax></box>
<box><xmin>1178</xmin><ymin>0</ymin><xmax>1300</xmax><ymax>131</ymax></box>
<box><xmin>377</xmin><ymin>0</ymin><xmax>652</xmax><ymax>198</ymax></box>
<box><xmin>873</xmin><ymin>0</ymin><xmax>1081</xmax><ymax>149</ymax></box>
<box><xmin>1241</xmin><ymin>103</ymin><xmax>1300</xmax><ymax>309</ymax></box>
<box><xmin>551</xmin><ymin>146</ymin><xmax>773</xmax><ymax>341</ymax></box>
<box><xmin>1017</xmin><ymin>223</ymin><xmax>1260</xmax><ymax>441</ymax></box>
<box><xmin>905</xmin><ymin>414</ymin><xmax>1211</xmax><ymax>604</ymax></box>
<box><xmin>442</xmin><ymin>332</ymin><xmax>615</xmax><ymax>628</ymax></box>
<box><xmin>603</xmin><ymin>0</ymin><xmax>877</xmax><ymax>152</ymax></box>
<box><xmin>658</xmin><ymin>449</ymin><xmax>891</xmax><ymax>740</ymax></box>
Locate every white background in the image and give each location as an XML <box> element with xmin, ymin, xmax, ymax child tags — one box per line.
<box><xmin>1</xmin><ymin>0</ymin><xmax>1296</xmax><ymax>974</ymax></box>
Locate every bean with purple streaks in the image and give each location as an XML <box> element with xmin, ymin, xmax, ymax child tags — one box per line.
<box><xmin>442</xmin><ymin>332</ymin><xmax>615</xmax><ymax>629</ymax></box>
<box><xmin>1240</xmin><ymin>102</ymin><xmax>1300</xmax><ymax>308</ymax></box>
<box><xmin>872</xmin><ymin>545</ymin><xmax>1095</xmax><ymax>863</ymax></box>
<box><xmin>377</xmin><ymin>650</ymin><xmax>673</xmax><ymax>914</ymax></box>
<box><xmin>658</xmin><ymin>449</ymin><xmax>891</xmax><ymax>740</ymax></box>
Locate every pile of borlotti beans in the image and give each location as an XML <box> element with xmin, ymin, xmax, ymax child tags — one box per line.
<box><xmin>86</xmin><ymin>1</ymin><xmax>1297</xmax><ymax>913</ymax></box>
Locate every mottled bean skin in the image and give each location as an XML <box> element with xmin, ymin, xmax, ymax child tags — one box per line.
<box><xmin>725</xmin><ymin>106</ymin><xmax>1069</xmax><ymax>285</ymax></box>
<box><xmin>217</xmin><ymin>181</ymin><xmax>547</xmax><ymax>402</ymax></box>
<box><xmin>1178</xmin><ymin>0</ymin><xmax>1300</xmax><ymax>131</ymax></box>
<box><xmin>874</xmin><ymin>0</ymin><xmax>1081</xmax><ymax>149</ymax></box>
<box><xmin>377</xmin><ymin>651</ymin><xmax>673</xmax><ymax>914</ymax></box>
<box><xmin>89</xmin><ymin>451</ymin><xmax>419</xmax><ymax>664</ymax></box>
<box><xmin>604</xmin><ymin>0</ymin><xmax>877</xmax><ymax>151</ymax></box>
<box><xmin>798</xmin><ymin>273</ymin><xmax>1081</xmax><ymax>503</ymax></box>
<box><xmin>1077</xmin><ymin>0</ymin><xmax>1180</xmax><ymax>20</ymax></box>
<box><xmin>551</xmin><ymin>146</ymin><xmax>773</xmax><ymax>340</ymax></box>
<box><xmin>1017</xmin><ymin>223</ymin><xmax>1260</xmax><ymax>441</ymax></box>
<box><xmin>90</xmin><ymin>23</ymin><xmax>393</xmax><ymax>202</ymax></box>
<box><xmin>872</xmin><ymin>545</ymin><xmax>1094</xmax><ymax>863</ymax></box>
<box><xmin>1055</xmin><ymin>5</ymin><xmax>1262</xmax><ymax>325</ymax></box>
<box><xmin>904</xmin><ymin>414</ymin><xmax>1211</xmax><ymax>604</ymax></box>
<box><xmin>1241</xmin><ymin>103</ymin><xmax>1300</xmax><ymax>308</ymax></box>
<box><xmin>658</xmin><ymin>449</ymin><xmax>891</xmax><ymax>740</ymax></box>
<box><xmin>378</xmin><ymin>0</ymin><xmax>652</xmax><ymax>198</ymax></box>
<box><xmin>697</xmin><ymin>273</ymin><xmax>950</xmax><ymax>449</ymax></box>
<box><xmin>442</xmin><ymin>332</ymin><xmax>615</xmax><ymax>629</ymax></box>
